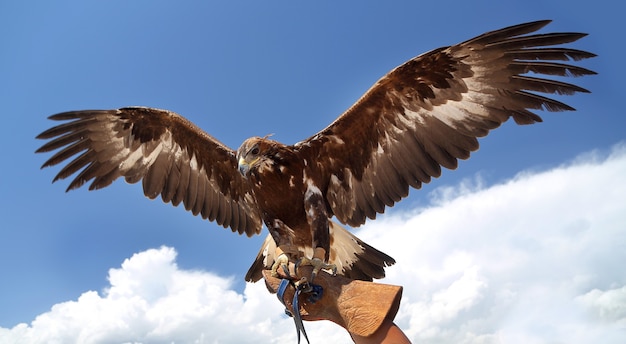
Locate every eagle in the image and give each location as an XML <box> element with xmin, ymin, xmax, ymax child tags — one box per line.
<box><xmin>36</xmin><ymin>20</ymin><xmax>595</xmax><ymax>283</ymax></box>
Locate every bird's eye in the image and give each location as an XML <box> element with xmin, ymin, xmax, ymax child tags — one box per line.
<box><xmin>250</xmin><ymin>146</ymin><xmax>260</xmax><ymax>155</ymax></box>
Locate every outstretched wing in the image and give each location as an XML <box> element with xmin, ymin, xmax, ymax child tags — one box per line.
<box><xmin>295</xmin><ymin>20</ymin><xmax>596</xmax><ymax>227</ymax></box>
<box><xmin>36</xmin><ymin>107</ymin><xmax>262</xmax><ymax>236</ymax></box>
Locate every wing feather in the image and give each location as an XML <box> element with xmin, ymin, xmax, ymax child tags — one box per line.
<box><xmin>191</xmin><ymin>163</ymin><xmax>206</xmax><ymax>216</ymax></box>
<box><xmin>62</xmin><ymin>152</ymin><xmax>98</xmax><ymax>188</ymax></box>
<box><xmin>161</xmin><ymin>148</ymin><xmax>181</xmax><ymax>203</ymax></box>
<box><xmin>36</xmin><ymin>107</ymin><xmax>262</xmax><ymax>236</ymax></box>
<box><xmin>172</xmin><ymin>154</ymin><xmax>191</xmax><ymax>207</ymax></box>
<box><xmin>504</xmin><ymin>48</ymin><xmax>596</xmax><ymax>61</ymax></box>
<box><xmin>296</xmin><ymin>20</ymin><xmax>595</xmax><ymax>226</ymax></box>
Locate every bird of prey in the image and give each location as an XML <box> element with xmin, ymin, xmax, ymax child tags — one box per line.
<box><xmin>36</xmin><ymin>20</ymin><xmax>595</xmax><ymax>283</ymax></box>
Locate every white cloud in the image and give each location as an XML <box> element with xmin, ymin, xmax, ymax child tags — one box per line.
<box><xmin>2</xmin><ymin>144</ymin><xmax>626</xmax><ymax>343</ymax></box>
<box><xmin>0</xmin><ymin>247</ymin><xmax>283</xmax><ymax>344</ymax></box>
<box><xmin>578</xmin><ymin>286</ymin><xmax>626</xmax><ymax>325</ymax></box>
<box><xmin>0</xmin><ymin>246</ymin><xmax>351</xmax><ymax>344</ymax></box>
<box><xmin>358</xmin><ymin>143</ymin><xmax>626</xmax><ymax>343</ymax></box>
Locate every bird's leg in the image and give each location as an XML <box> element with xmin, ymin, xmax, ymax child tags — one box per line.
<box><xmin>299</xmin><ymin>183</ymin><xmax>337</xmax><ymax>282</ymax></box>
<box><xmin>295</xmin><ymin>247</ymin><xmax>337</xmax><ymax>281</ymax></box>
<box><xmin>270</xmin><ymin>244</ymin><xmax>300</xmax><ymax>278</ymax></box>
<box><xmin>267</xmin><ymin>219</ymin><xmax>300</xmax><ymax>278</ymax></box>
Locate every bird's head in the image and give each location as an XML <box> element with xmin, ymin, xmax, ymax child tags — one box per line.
<box><xmin>236</xmin><ymin>135</ymin><xmax>276</xmax><ymax>178</ymax></box>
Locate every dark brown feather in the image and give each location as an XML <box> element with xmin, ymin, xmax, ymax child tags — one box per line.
<box><xmin>504</xmin><ymin>48</ymin><xmax>596</xmax><ymax>61</ymax></box>
<box><xmin>295</xmin><ymin>20</ymin><xmax>595</xmax><ymax>227</ymax></box>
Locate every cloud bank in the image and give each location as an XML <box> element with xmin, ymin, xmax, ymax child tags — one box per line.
<box><xmin>3</xmin><ymin>144</ymin><xmax>626</xmax><ymax>343</ymax></box>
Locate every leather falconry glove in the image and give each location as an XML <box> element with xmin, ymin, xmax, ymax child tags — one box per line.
<box><xmin>262</xmin><ymin>264</ymin><xmax>411</xmax><ymax>343</ymax></box>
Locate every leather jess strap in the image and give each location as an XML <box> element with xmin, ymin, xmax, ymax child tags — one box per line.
<box><xmin>277</xmin><ymin>277</ymin><xmax>324</xmax><ymax>344</ymax></box>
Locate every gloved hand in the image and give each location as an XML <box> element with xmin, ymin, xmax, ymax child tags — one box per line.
<box><xmin>262</xmin><ymin>264</ymin><xmax>411</xmax><ymax>343</ymax></box>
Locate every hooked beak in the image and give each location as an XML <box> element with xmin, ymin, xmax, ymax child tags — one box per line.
<box><xmin>238</xmin><ymin>157</ymin><xmax>250</xmax><ymax>177</ymax></box>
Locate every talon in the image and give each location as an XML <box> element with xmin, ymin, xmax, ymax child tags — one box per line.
<box><xmin>329</xmin><ymin>264</ymin><xmax>338</xmax><ymax>277</ymax></box>
<box><xmin>281</xmin><ymin>263</ymin><xmax>290</xmax><ymax>277</ymax></box>
<box><xmin>295</xmin><ymin>256</ymin><xmax>309</xmax><ymax>272</ymax></box>
<box><xmin>296</xmin><ymin>255</ymin><xmax>337</xmax><ymax>282</ymax></box>
<box><xmin>271</xmin><ymin>253</ymin><xmax>290</xmax><ymax>278</ymax></box>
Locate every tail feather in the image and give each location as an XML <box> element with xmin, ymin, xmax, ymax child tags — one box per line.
<box><xmin>244</xmin><ymin>220</ymin><xmax>395</xmax><ymax>282</ymax></box>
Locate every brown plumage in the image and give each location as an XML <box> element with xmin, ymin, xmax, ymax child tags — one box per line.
<box><xmin>36</xmin><ymin>20</ymin><xmax>595</xmax><ymax>282</ymax></box>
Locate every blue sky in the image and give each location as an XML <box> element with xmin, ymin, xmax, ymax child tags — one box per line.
<box><xmin>1</xmin><ymin>1</ymin><xmax>624</xmax><ymax>342</ymax></box>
